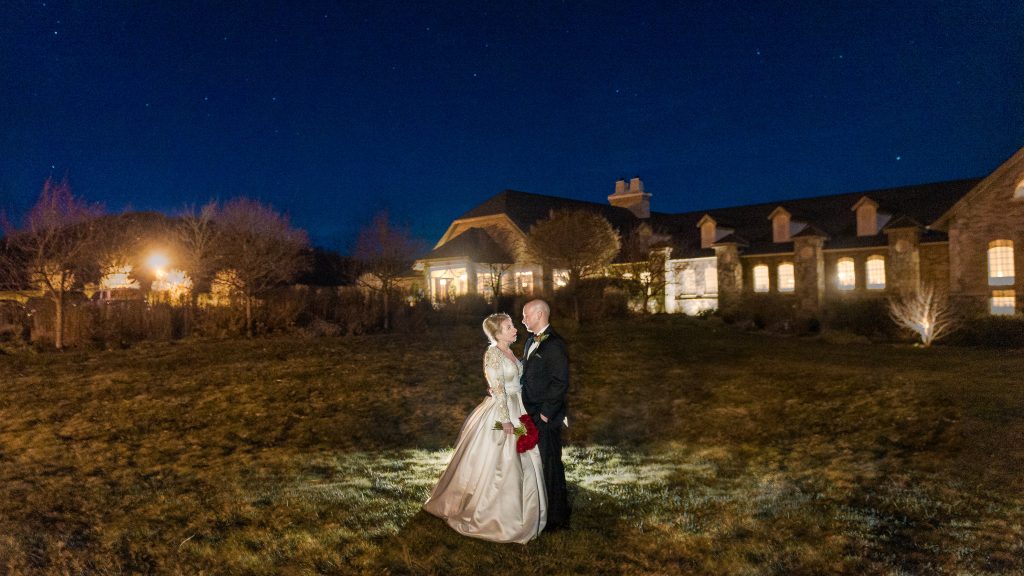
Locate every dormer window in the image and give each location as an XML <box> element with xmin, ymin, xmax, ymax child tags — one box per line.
<box><xmin>851</xmin><ymin>196</ymin><xmax>892</xmax><ymax>236</ymax></box>
<box><xmin>697</xmin><ymin>214</ymin><xmax>735</xmax><ymax>249</ymax></box>
<box><xmin>697</xmin><ymin>214</ymin><xmax>717</xmax><ymax>249</ymax></box>
<box><xmin>851</xmin><ymin>197</ymin><xmax>879</xmax><ymax>236</ymax></box>
<box><xmin>768</xmin><ymin>207</ymin><xmax>791</xmax><ymax>243</ymax></box>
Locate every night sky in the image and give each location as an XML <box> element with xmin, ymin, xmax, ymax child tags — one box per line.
<box><xmin>2</xmin><ymin>1</ymin><xmax>1022</xmax><ymax>250</ymax></box>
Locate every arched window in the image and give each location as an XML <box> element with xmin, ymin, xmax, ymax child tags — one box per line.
<box><xmin>866</xmin><ymin>255</ymin><xmax>886</xmax><ymax>290</ymax></box>
<box><xmin>1015</xmin><ymin>179</ymin><xmax>1024</xmax><ymax>199</ymax></box>
<box><xmin>777</xmin><ymin>263</ymin><xmax>795</xmax><ymax>293</ymax></box>
<box><xmin>837</xmin><ymin>258</ymin><xmax>856</xmax><ymax>290</ymax></box>
<box><xmin>753</xmin><ymin>264</ymin><xmax>770</xmax><ymax>293</ymax></box>
<box><xmin>988</xmin><ymin>240</ymin><xmax>1015</xmax><ymax>286</ymax></box>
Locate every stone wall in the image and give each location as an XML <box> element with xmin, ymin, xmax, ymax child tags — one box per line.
<box><xmin>945</xmin><ymin>151</ymin><xmax>1024</xmax><ymax>314</ymax></box>
<box><xmin>919</xmin><ymin>243</ymin><xmax>950</xmax><ymax>292</ymax></box>
<box><xmin>713</xmin><ymin>244</ymin><xmax>743</xmax><ymax>310</ymax></box>
<box><xmin>793</xmin><ymin>236</ymin><xmax>825</xmax><ymax>315</ymax></box>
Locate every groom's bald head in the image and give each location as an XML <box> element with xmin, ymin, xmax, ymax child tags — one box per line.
<box><xmin>522</xmin><ymin>299</ymin><xmax>550</xmax><ymax>332</ymax></box>
<box><xmin>525</xmin><ymin>299</ymin><xmax>549</xmax><ymax>317</ymax></box>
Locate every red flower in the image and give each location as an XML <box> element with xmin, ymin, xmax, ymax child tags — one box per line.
<box><xmin>516</xmin><ymin>414</ymin><xmax>539</xmax><ymax>453</ymax></box>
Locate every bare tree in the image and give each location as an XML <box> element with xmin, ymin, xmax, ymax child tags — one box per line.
<box><xmin>353</xmin><ymin>211</ymin><xmax>422</xmax><ymax>331</ymax></box>
<box><xmin>526</xmin><ymin>209</ymin><xmax>620</xmax><ymax>321</ymax></box>
<box><xmin>888</xmin><ymin>283</ymin><xmax>958</xmax><ymax>347</ymax></box>
<box><xmin>0</xmin><ymin>177</ymin><xmax>102</xmax><ymax>349</ymax></box>
<box><xmin>479</xmin><ymin>224</ymin><xmax>523</xmax><ymax>311</ymax></box>
<box><xmin>215</xmin><ymin>198</ymin><xmax>309</xmax><ymax>336</ymax></box>
<box><xmin>612</xmin><ymin>225</ymin><xmax>672</xmax><ymax>314</ymax></box>
<box><xmin>176</xmin><ymin>202</ymin><xmax>220</xmax><ymax>303</ymax></box>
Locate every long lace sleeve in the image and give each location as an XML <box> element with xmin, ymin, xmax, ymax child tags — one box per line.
<box><xmin>484</xmin><ymin>347</ymin><xmax>512</xmax><ymax>424</ymax></box>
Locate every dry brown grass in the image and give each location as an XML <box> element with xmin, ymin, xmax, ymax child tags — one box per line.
<box><xmin>0</xmin><ymin>316</ymin><xmax>1022</xmax><ymax>574</ymax></box>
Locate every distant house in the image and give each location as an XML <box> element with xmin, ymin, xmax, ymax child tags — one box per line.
<box><xmin>418</xmin><ymin>147</ymin><xmax>1024</xmax><ymax>316</ymax></box>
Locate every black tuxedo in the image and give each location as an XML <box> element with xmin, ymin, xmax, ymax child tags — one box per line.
<box><xmin>521</xmin><ymin>328</ymin><xmax>571</xmax><ymax>530</ymax></box>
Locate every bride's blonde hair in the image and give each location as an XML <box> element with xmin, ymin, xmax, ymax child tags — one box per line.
<box><xmin>482</xmin><ymin>312</ymin><xmax>512</xmax><ymax>345</ymax></box>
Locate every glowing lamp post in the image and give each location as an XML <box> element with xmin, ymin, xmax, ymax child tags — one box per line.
<box><xmin>147</xmin><ymin>252</ymin><xmax>170</xmax><ymax>280</ymax></box>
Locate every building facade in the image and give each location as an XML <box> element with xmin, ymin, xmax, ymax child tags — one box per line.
<box><xmin>417</xmin><ymin>147</ymin><xmax>1024</xmax><ymax>317</ymax></box>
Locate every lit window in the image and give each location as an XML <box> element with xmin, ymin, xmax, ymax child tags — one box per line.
<box><xmin>681</xmin><ymin>269</ymin><xmax>696</xmax><ymax>295</ymax></box>
<box><xmin>753</xmin><ymin>265</ymin><xmax>769</xmax><ymax>293</ymax></box>
<box><xmin>991</xmin><ymin>290</ymin><xmax>1016</xmax><ymax>315</ymax></box>
<box><xmin>777</xmin><ymin>263</ymin><xmax>794</xmax><ymax>293</ymax></box>
<box><xmin>704</xmin><ymin>269</ymin><xmax>718</xmax><ymax>294</ymax></box>
<box><xmin>1015</xmin><ymin>179</ymin><xmax>1024</xmax><ymax>199</ymax></box>
<box><xmin>515</xmin><ymin>271</ymin><xmax>534</xmax><ymax>294</ymax></box>
<box><xmin>99</xmin><ymin>264</ymin><xmax>139</xmax><ymax>291</ymax></box>
<box><xmin>151</xmin><ymin>269</ymin><xmax>193</xmax><ymax>301</ymax></box>
<box><xmin>988</xmin><ymin>240</ymin><xmax>1015</xmax><ymax>286</ymax></box>
<box><xmin>837</xmin><ymin>258</ymin><xmax>855</xmax><ymax>290</ymax></box>
<box><xmin>866</xmin><ymin>256</ymin><xmax>886</xmax><ymax>289</ymax></box>
<box><xmin>437</xmin><ymin>278</ymin><xmax>452</xmax><ymax>302</ymax></box>
<box><xmin>553</xmin><ymin>269</ymin><xmax>570</xmax><ymax>288</ymax></box>
<box><xmin>477</xmin><ymin>272</ymin><xmax>494</xmax><ymax>297</ymax></box>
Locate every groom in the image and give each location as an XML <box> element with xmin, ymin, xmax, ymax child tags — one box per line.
<box><xmin>521</xmin><ymin>299</ymin><xmax>571</xmax><ymax>531</ymax></box>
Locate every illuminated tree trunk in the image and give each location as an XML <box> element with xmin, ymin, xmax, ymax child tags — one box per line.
<box><xmin>54</xmin><ymin>289</ymin><xmax>65</xmax><ymax>350</ymax></box>
<box><xmin>383</xmin><ymin>284</ymin><xmax>391</xmax><ymax>332</ymax></box>
<box><xmin>245</xmin><ymin>292</ymin><xmax>253</xmax><ymax>338</ymax></box>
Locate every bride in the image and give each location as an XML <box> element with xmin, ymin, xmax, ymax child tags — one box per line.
<box><xmin>423</xmin><ymin>312</ymin><xmax>547</xmax><ymax>543</ymax></box>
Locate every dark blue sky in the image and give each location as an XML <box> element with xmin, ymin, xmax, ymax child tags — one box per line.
<box><xmin>2</xmin><ymin>1</ymin><xmax>1022</xmax><ymax>250</ymax></box>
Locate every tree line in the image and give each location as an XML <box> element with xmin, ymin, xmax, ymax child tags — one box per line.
<box><xmin>0</xmin><ymin>178</ymin><xmax>425</xmax><ymax>348</ymax></box>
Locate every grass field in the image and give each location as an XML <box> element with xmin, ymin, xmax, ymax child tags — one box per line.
<box><xmin>1</xmin><ymin>317</ymin><xmax>1022</xmax><ymax>575</ymax></box>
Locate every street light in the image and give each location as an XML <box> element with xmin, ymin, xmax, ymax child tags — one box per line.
<box><xmin>146</xmin><ymin>252</ymin><xmax>170</xmax><ymax>279</ymax></box>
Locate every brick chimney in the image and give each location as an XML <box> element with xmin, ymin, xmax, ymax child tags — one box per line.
<box><xmin>608</xmin><ymin>176</ymin><xmax>651</xmax><ymax>218</ymax></box>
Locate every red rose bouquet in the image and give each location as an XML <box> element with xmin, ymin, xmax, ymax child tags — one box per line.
<box><xmin>493</xmin><ymin>414</ymin><xmax>540</xmax><ymax>453</ymax></box>
<box><xmin>515</xmin><ymin>414</ymin><xmax>539</xmax><ymax>453</ymax></box>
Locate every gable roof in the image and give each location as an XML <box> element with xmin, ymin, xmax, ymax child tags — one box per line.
<box><xmin>931</xmin><ymin>146</ymin><xmax>1024</xmax><ymax>230</ymax></box>
<box><xmin>421</xmin><ymin>227</ymin><xmax>514</xmax><ymax>263</ymax></box>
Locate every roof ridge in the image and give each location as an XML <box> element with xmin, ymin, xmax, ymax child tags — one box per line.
<box><xmin>674</xmin><ymin>178</ymin><xmax>982</xmax><ymax>217</ymax></box>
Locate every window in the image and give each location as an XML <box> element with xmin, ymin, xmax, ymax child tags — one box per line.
<box><xmin>866</xmin><ymin>256</ymin><xmax>886</xmax><ymax>289</ymax></box>
<box><xmin>777</xmin><ymin>263</ymin><xmax>794</xmax><ymax>293</ymax></box>
<box><xmin>1015</xmin><ymin>179</ymin><xmax>1024</xmax><ymax>199</ymax></box>
<box><xmin>988</xmin><ymin>240</ymin><xmax>1015</xmax><ymax>286</ymax></box>
<box><xmin>753</xmin><ymin>265</ymin><xmax>769</xmax><ymax>293</ymax></box>
<box><xmin>515</xmin><ymin>271</ymin><xmax>534</xmax><ymax>294</ymax></box>
<box><xmin>681</xmin><ymin>269</ymin><xmax>696</xmax><ymax>295</ymax></box>
<box><xmin>430</xmin><ymin>268</ymin><xmax>467</xmax><ymax>303</ymax></box>
<box><xmin>991</xmin><ymin>290</ymin><xmax>1016</xmax><ymax>315</ymax></box>
<box><xmin>437</xmin><ymin>277</ymin><xmax>452</xmax><ymax>302</ymax></box>
<box><xmin>553</xmin><ymin>269</ymin><xmax>570</xmax><ymax>288</ymax></box>
<box><xmin>477</xmin><ymin>272</ymin><xmax>494</xmax><ymax>298</ymax></box>
<box><xmin>704</xmin><ymin>269</ymin><xmax>718</xmax><ymax>294</ymax></box>
<box><xmin>837</xmin><ymin>258</ymin><xmax>856</xmax><ymax>290</ymax></box>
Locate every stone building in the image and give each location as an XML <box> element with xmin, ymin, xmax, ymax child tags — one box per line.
<box><xmin>417</xmin><ymin>148</ymin><xmax>1023</xmax><ymax>317</ymax></box>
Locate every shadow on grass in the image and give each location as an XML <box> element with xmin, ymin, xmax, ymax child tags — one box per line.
<box><xmin>372</xmin><ymin>484</ymin><xmax>686</xmax><ymax>576</ymax></box>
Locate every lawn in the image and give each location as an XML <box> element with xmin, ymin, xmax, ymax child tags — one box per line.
<box><xmin>0</xmin><ymin>317</ymin><xmax>1022</xmax><ymax>575</ymax></box>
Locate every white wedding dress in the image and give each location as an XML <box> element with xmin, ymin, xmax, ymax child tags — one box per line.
<box><xmin>424</xmin><ymin>346</ymin><xmax>547</xmax><ymax>543</ymax></box>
